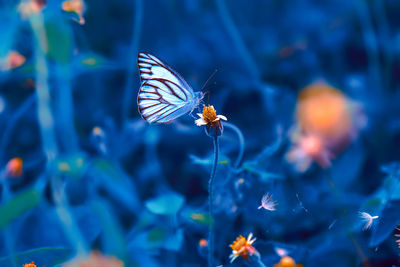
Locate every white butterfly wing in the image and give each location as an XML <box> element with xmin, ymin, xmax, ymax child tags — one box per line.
<box><xmin>137</xmin><ymin>52</ymin><xmax>197</xmax><ymax>123</ymax></box>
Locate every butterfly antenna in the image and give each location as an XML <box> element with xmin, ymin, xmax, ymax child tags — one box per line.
<box><xmin>200</xmin><ymin>69</ymin><xmax>218</xmax><ymax>92</ymax></box>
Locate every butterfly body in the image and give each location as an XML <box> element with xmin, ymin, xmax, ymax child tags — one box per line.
<box><xmin>137</xmin><ymin>52</ymin><xmax>203</xmax><ymax>123</ymax></box>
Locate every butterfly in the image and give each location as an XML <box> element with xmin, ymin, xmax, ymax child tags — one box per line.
<box><xmin>137</xmin><ymin>52</ymin><xmax>204</xmax><ymax>123</ymax></box>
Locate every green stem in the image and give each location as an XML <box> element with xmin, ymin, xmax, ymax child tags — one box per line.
<box><xmin>208</xmin><ymin>136</ymin><xmax>219</xmax><ymax>267</ymax></box>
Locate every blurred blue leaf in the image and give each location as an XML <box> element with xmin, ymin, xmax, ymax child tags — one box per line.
<box><xmin>145</xmin><ymin>192</ymin><xmax>185</xmax><ymax>215</ymax></box>
<box><xmin>369</xmin><ymin>199</ymin><xmax>400</xmax><ymax>247</ymax></box>
<box><xmin>189</xmin><ymin>154</ymin><xmax>230</xmax><ymax>166</ymax></box>
<box><xmin>306</xmin><ymin>236</ymin><xmax>356</xmax><ymax>266</ymax></box>
<box><xmin>381</xmin><ymin>162</ymin><xmax>400</xmax><ymax>176</ymax></box>
<box><xmin>129</xmin><ymin>227</ymin><xmax>183</xmax><ymax>252</ymax></box>
<box><xmin>72</xmin><ymin>206</ymin><xmax>102</xmax><ymax>244</ymax></box>
<box><xmin>91</xmin><ymin>200</ymin><xmax>127</xmax><ymax>262</ymax></box>
<box><xmin>332</xmin><ymin>142</ymin><xmax>364</xmax><ymax>189</ymax></box>
<box><xmin>90</xmin><ymin>159</ymin><xmax>139</xmax><ymax>211</ymax></box>
<box><xmin>163</xmin><ymin>229</ymin><xmax>184</xmax><ymax>251</ymax></box>
<box><xmin>243</xmin><ymin>162</ymin><xmax>284</xmax><ymax>181</ymax></box>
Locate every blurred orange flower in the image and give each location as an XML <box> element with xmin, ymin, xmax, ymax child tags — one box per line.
<box><xmin>62</xmin><ymin>0</ymin><xmax>86</xmax><ymax>25</ymax></box>
<box><xmin>286</xmin><ymin>133</ymin><xmax>333</xmax><ymax>172</ymax></box>
<box><xmin>62</xmin><ymin>251</ymin><xmax>123</xmax><ymax>267</ymax></box>
<box><xmin>273</xmin><ymin>256</ymin><xmax>303</xmax><ymax>267</ymax></box>
<box><xmin>18</xmin><ymin>0</ymin><xmax>46</xmax><ymax>18</ymax></box>
<box><xmin>199</xmin><ymin>238</ymin><xmax>208</xmax><ymax>247</ymax></box>
<box><xmin>287</xmin><ymin>81</ymin><xmax>366</xmax><ymax>171</ymax></box>
<box><xmin>1</xmin><ymin>51</ymin><xmax>26</xmax><ymax>71</ymax></box>
<box><xmin>298</xmin><ymin>83</ymin><xmax>349</xmax><ymax>139</ymax></box>
<box><xmin>297</xmin><ymin>82</ymin><xmax>365</xmax><ymax>149</ymax></box>
<box><xmin>23</xmin><ymin>262</ymin><xmax>37</xmax><ymax>267</ymax></box>
<box><xmin>5</xmin><ymin>157</ymin><xmax>23</xmax><ymax>177</ymax></box>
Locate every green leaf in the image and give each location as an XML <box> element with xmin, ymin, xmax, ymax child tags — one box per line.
<box><xmin>0</xmin><ymin>247</ymin><xmax>72</xmax><ymax>266</ymax></box>
<box><xmin>45</xmin><ymin>20</ymin><xmax>72</xmax><ymax>64</ymax></box>
<box><xmin>363</xmin><ymin>197</ymin><xmax>381</xmax><ymax>209</ymax></box>
<box><xmin>131</xmin><ymin>227</ymin><xmax>184</xmax><ymax>252</ymax></box>
<box><xmin>147</xmin><ymin>227</ymin><xmax>167</xmax><ymax>244</ymax></box>
<box><xmin>145</xmin><ymin>192</ymin><xmax>185</xmax><ymax>215</ymax></box>
<box><xmin>0</xmin><ymin>189</ymin><xmax>41</xmax><ymax>229</ymax></box>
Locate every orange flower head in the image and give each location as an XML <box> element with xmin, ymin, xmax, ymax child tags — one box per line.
<box><xmin>195</xmin><ymin>105</ymin><xmax>227</xmax><ymax>137</ymax></box>
<box><xmin>273</xmin><ymin>256</ymin><xmax>303</xmax><ymax>267</ymax></box>
<box><xmin>5</xmin><ymin>157</ymin><xmax>23</xmax><ymax>177</ymax></box>
<box><xmin>23</xmin><ymin>262</ymin><xmax>37</xmax><ymax>267</ymax></box>
<box><xmin>229</xmin><ymin>233</ymin><xmax>258</xmax><ymax>263</ymax></box>
<box><xmin>202</xmin><ymin>105</ymin><xmax>217</xmax><ymax>123</ymax></box>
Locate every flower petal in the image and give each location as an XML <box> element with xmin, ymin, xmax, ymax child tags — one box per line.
<box><xmin>218</xmin><ymin>115</ymin><xmax>227</xmax><ymax>121</ymax></box>
<box><xmin>196</xmin><ymin>113</ymin><xmax>203</xmax><ymax>118</ymax></box>
<box><xmin>195</xmin><ymin>118</ymin><xmax>207</xmax><ymax>126</ymax></box>
<box><xmin>248</xmin><ymin>233</ymin><xmax>253</xmax><ymax>241</ymax></box>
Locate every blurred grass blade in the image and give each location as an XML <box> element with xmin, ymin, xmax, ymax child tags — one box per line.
<box><xmin>0</xmin><ymin>247</ymin><xmax>72</xmax><ymax>266</ymax></box>
<box><xmin>0</xmin><ymin>189</ymin><xmax>41</xmax><ymax>229</ymax></box>
<box><xmin>91</xmin><ymin>200</ymin><xmax>127</xmax><ymax>262</ymax></box>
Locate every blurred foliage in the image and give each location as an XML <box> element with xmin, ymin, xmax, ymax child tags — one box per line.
<box><xmin>0</xmin><ymin>0</ymin><xmax>400</xmax><ymax>266</ymax></box>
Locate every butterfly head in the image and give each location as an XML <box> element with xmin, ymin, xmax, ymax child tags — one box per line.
<box><xmin>194</xmin><ymin>91</ymin><xmax>205</xmax><ymax>105</ymax></box>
